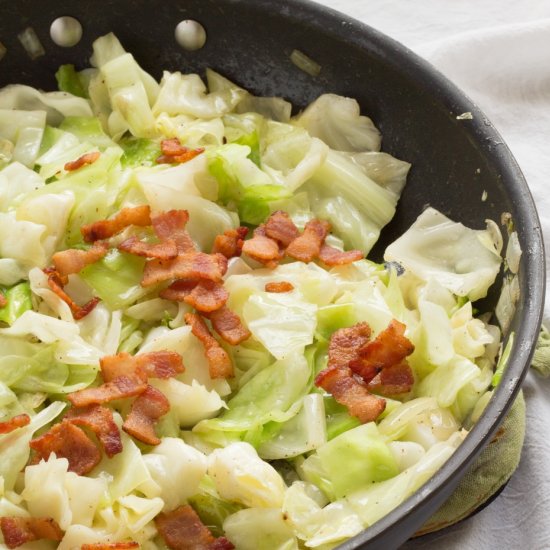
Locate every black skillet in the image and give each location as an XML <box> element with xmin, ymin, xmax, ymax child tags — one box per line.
<box><xmin>0</xmin><ymin>0</ymin><xmax>545</xmax><ymax>548</ymax></box>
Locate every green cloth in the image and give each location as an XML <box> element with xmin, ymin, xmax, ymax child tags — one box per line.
<box><xmin>415</xmin><ymin>326</ymin><xmax>549</xmax><ymax>536</ymax></box>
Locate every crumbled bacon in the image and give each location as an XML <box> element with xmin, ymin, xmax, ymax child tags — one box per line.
<box><xmin>211</xmin><ymin>227</ymin><xmax>249</xmax><ymax>259</ymax></box>
<box><xmin>45</xmin><ymin>269</ymin><xmax>100</xmax><ymax>320</ymax></box>
<box><xmin>99</xmin><ymin>351</ymin><xmax>184</xmax><ymax>383</ymax></box>
<box><xmin>52</xmin><ymin>241</ymin><xmax>109</xmax><ymax>278</ymax></box>
<box><xmin>204</xmin><ymin>306</ymin><xmax>251</xmax><ymax>346</ymax></box>
<box><xmin>318</xmin><ymin>244</ymin><xmax>363</xmax><ymax>266</ymax></box>
<box><xmin>81</xmin><ymin>205</ymin><xmax>152</xmax><ymax>243</ymax></box>
<box><xmin>349</xmin><ymin>320</ymin><xmax>414</xmax><ymax>382</ymax></box>
<box><xmin>286</xmin><ymin>219</ymin><xmax>330</xmax><ymax>263</ymax></box>
<box><xmin>155</xmin><ymin>505</ymin><xmax>235</xmax><ymax>550</ymax></box>
<box><xmin>265</xmin><ymin>281</ymin><xmax>294</xmax><ymax>293</ymax></box>
<box><xmin>65</xmin><ymin>405</ymin><xmax>123</xmax><ymax>458</ymax></box>
<box><xmin>64</xmin><ymin>151</ymin><xmax>100</xmax><ymax>172</ymax></box>
<box><xmin>81</xmin><ymin>543</ymin><xmax>139</xmax><ymax>550</ymax></box>
<box><xmin>156</xmin><ymin>139</ymin><xmax>205</xmax><ymax>164</ymax></box>
<box><xmin>152</xmin><ymin>210</ymin><xmax>196</xmax><ymax>253</ymax></box>
<box><xmin>29</xmin><ymin>421</ymin><xmax>101</xmax><ymax>475</ymax></box>
<box><xmin>0</xmin><ymin>414</ymin><xmax>30</xmax><ymax>434</ymax></box>
<box><xmin>367</xmin><ymin>361</ymin><xmax>415</xmax><ymax>395</ymax></box>
<box><xmin>141</xmin><ymin>252</ymin><xmax>227</xmax><ymax>287</ymax></box>
<box><xmin>67</xmin><ymin>375</ymin><xmax>148</xmax><ymax>408</ymax></box>
<box><xmin>241</xmin><ymin>225</ymin><xmax>282</xmax><ymax>267</ymax></box>
<box><xmin>264</xmin><ymin>211</ymin><xmax>300</xmax><ymax>247</ymax></box>
<box><xmin>315</xmin><ymin>366</ymin><xmax>386</xmax><ymax>424</ymax></box>
<box><xmin>122</xmin><ymin>385</ymin><xmax>170</xmax><ymax>446</ymax></box>
<box><xmin>160</xmin><ymin>280</ymin><xmax>229</xmax><ymax>313</ymax></box>
<box><xmin>118</xmin><ymin>236</ymin><xmax>178</xmax><ymax>260</ymax></box>
<box><xmin>185</xmin><ymin>313</ymin><xmax>233</xmax><ymax>378</ymax></box>
<box><xmin>0</xmin><ymin>516</ymin><xmax>63</xmax><ymax>549</ymax></box>
<box><xmin>0</xmin><ymin>291</ymin><xmax>7</xmax><ymax>308</ymax></box>
<box><xmin>327</xmin><ymin>323</ymin><xmax>372</xmax><ymax>371</ymax></box>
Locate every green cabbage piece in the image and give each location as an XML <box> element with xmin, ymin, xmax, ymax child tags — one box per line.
<box><xmin>55</xmin><ymin>64</ymin><xmax>88</xmax><ymax>98</ymax></box>
<box><xmin>0</xmin><ymin>282</ymin><xmax>32</xmax><ymax>326</ymax></box>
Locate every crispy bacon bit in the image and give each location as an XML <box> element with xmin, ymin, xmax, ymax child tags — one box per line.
<box><xmin>185</xmin><ymin>313</ymin><xmax>233</xmax><ymax>378</ymax></box>
<box><xmin>64</xmin><ymin>151</ymin><xmax>100</xmax><ymax>172</ymax></box>
<box><xmin>0</xmin><ymin>414</ymin><xmax>30</xmax><ymax>434</ymax></box>
<box><xmin>204</xmin><ymin>306</ymin><xmax>251</xmax><ymax>346</ymax></box>
<box><xmin>67</xmin><ymin>375</ymin><xmax>147</xmax><ymax>408</ymax></box>
<box><xmin>211</xmin><ymin>227</ymin><xmax>249</xmax><ymax>259</ymax></box>
<box><xmin>286</xmin><ymin>218</ymin><xmax>330</xmax><ymax>263</ymax></box>
<box><xmin>65</xmin><ymin>405</ymin><xmax>123</xmax><ymax>458</ymax></box>
<box><xmin>264</xmin><ymin>210</ymin><xmax>300</xmax><ymax>247</ymax></box>
<box><xmin>118</xmin><ymin>236</ymin><xmax>178</xmax><ymax>260</ymax></box>
<box><xmin>318</xmin><ymin>244</ymin><xmax>364</xmax><ymax>266</ymax></box>
<box><xmin>81</xmin><ymin>543</ymin><xmax>140</xmax><ymax>550</ymax></box>
<box><xmin>265</xmin><ymin>281</ymin><xmax>294</xmax><ymax>293</ymax></box>
<box><xmin>45</xmin><ymin>269</ymin><xmax>100</xmax><ymax>320</ymax></box>
<box><xmin>100</xmin><ymin>351</ymin><xmax>184</xmax><ymax>382</ymax></box>
<box><xmin>29</xmin><ymin>421</ymin><xmax>101</xmax><ymax>475</ymax></box>
<box><xmin>0</xmin><ymin>516</ymin><xmax>63</xmax><ymax>549</ymax></box>
<box><xmin>328</xmin><ymin>323</ymin><xmax>372</xmax><ymax>370</ymax></box>
<box><xmin>349</xmin><ymin>320</ymin><xmax>414</xmax><ymax>382</ymax></box>
<box><xmin>241</xmin><ymin>225</ymin><xmax>282</xmax><ymax>267</ymax></box>
<box><xmin>161</xmin><ymin>280</ymin><xmax>229</xmax><ymax>313</ymax></box>
<box><xmin>122</xmin><ymin>385</ymin><xmax>170</xmax><ymax>446</ymax></box>
<box><xmin>52</xmin><ymin>241</ymin><xmax>109</xmax><ymax>278</ymax></box>
<box><xmin>156</xmin><ymin>138</ymin><xmax>205</xmax><ymax>164</ymax></box>
<box><xmin>141</xmin><ymin>252</ymin><xmax>227</xmax><ymax>287</ymax></box>
<box><xmin>0</xmin><ymin>291</ymin><xmax>7</xmax><ymax>308</ymax></box>
<box><xmin>315</xmin><ymin>366</ymin><xmax>386</xmax><ymax>423</ymax></box>
<box><xmin>367</xmin><ymin>361</ymin><xmax>415</xmax><ymax>395</ymax></box>
<box><xmin>155</xmin><ymin>505</ymin><xmax>235</xmax><ymax>550</ymax></box>
<box><xmin>152</xmin><ymin>210</ymin><xmax>196</xmax><ymax>253</ymax></box>
<box><xmin>81</xmin><ymin>205</ymin><xmax>152</xmax><ymax>243</ymax></box>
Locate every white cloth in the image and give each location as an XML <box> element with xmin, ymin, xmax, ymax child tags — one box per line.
<box><xmin>313</xmin><ymin>1</ymin><xmax>550</xmax><ymax>548</ymax></box>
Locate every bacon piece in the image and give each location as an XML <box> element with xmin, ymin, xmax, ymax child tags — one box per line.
<box><xmin>118</xmin><ymin>236</ymin><xmax>178</xmax><ymax>260</ymax></box>
<box><xmin>0</xmin><ymin>291</ymin><xmax>7</xmax><ymax>308</ymax></box>
<box><xmin>0</xmin><ymin>414</ymin><xmax>30</xmax><ymax>434</ymax></box>
<box><xmin>81</xmin><ymin>543</ymin><xmax>140</xmax><ymax>550</ymax></box>
<box><xmin>349</xmin><ymin>320</ymin><xmax>414</xmax><ymax>382</ymax></box>
<box><xmin>155</xmin><ymin>505</ymin><xmax>235</xmax><ymax>550</ymax></box>
<box><xmin>45</xmin><ymin>269</ymin><xmax>100</xmax><ymax>320</ymax></box>
<box><xmin>161</xmin><ymin>280</ymin><xmax>229</xmax><ymax>313</ymax></box>
<box><xmin>265</xmin><ymin>281</ymin><xmax>294</xmax><ymax>293</ymax></box>
<box><xmin>315</xmin><ymin>366</ymin><xmax>386</xmax><ymax>423</ymax></box>
<box><xmin>367</xmin><ymin>361</ymin><xmax>414</xmax><ymax>395</ymax></box>
<box><xmin>122</xmin><ymin>385</ymin><xmax>170</xmax><ymax>446</ymax></box>
<box><xmin>81</xmin><ymin>205</ymin><xmax>152</xmax><ymax>243</ymax></box>
<box><xmin>52</xmin><ymin>241</ymin><xmax>109</xmax><ymax>278</ymax></box>
<box><xmin>67</xmin><ymin>376</ymin><xmax>147</xmax><ymax>408</ymax></box>
<box><xmin>141</xmin><ymin>252</ymin><xmax>227</xmax><ymax>287</ymax></box>
<box><xmin>328</xmin><ymin>323</ymin><xmax>372</xmax><ymax>371</ymax></box>
<box><xmin>100</xmin><ymin>351</ymin><xmax>184</xmax><ymax>383</ymax></box>
<box><xmin>185</xmin><ymin>313</ymin><xmax>233</xmax><ymax>378</ymax></box>
<box><xmin>152</xmin><ymin>210</ymin><xmax>196</xmax><ymax>253</ymax></box>
<box><xmin>156</xmin><ymin>139</ymin><xmax>205</xmax><ymax>164</ymax></box>
<box><xmin>64</xmin><ymin>151</ymin><xmax>100</xmax><ymax>172</ymax></box>
<box><xmin>65</xmin><ymin>405</ymin><xmax>122</xmax><ymax>458</ymax></box>
<box><xmin>286</xmin><ymin>219</ymin><xmax>330</xmax><ymax>262</ymax></box>
<box><xmin>204</xmin><ymin>306</ymin><xmax>251</xmax><ymax>346</ymax></box>
<box><xmin>264</xmin><ymin>210</ymin><xmax>300</xmax><ymax>247</ymax></box>
<box><xmin>0</xmin><ymin>517</ymin><xmax>63</xmax><ymax>549</ymax></box>
<box><xmin>211</xmin><ymin>227</ymin><xmax>249</xmax><ymax>259</ymax></box>
<box><xmin>318</xmin><ymin>244</ymin><xmax>363</xmax><ymax>266</ymax></box>
<box><xmin>29</xmin><ymin>421</ymin><xmax>101</xmax><ymax>475</ymax></box>
<box><xmin>241</xmin><ymin>225</ymin><xmax>281</xmax><ymax>267</ymax></box>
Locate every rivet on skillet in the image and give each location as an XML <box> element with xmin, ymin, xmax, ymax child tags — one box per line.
<box><xmin>175</xmin><ymin>20</ymin><xmax>207</xmax><ymax>51</ymax></box>
<box><xmin>50</xmin><ymin>16</ymin><xmax>83</xmax><ymax>47</ymax></box>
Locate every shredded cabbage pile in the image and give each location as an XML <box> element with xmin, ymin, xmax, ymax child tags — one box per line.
<box><xmin>0</xmin><ymin>33</ymin><xmax>508</xmax><ymax>549</ymax></box>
